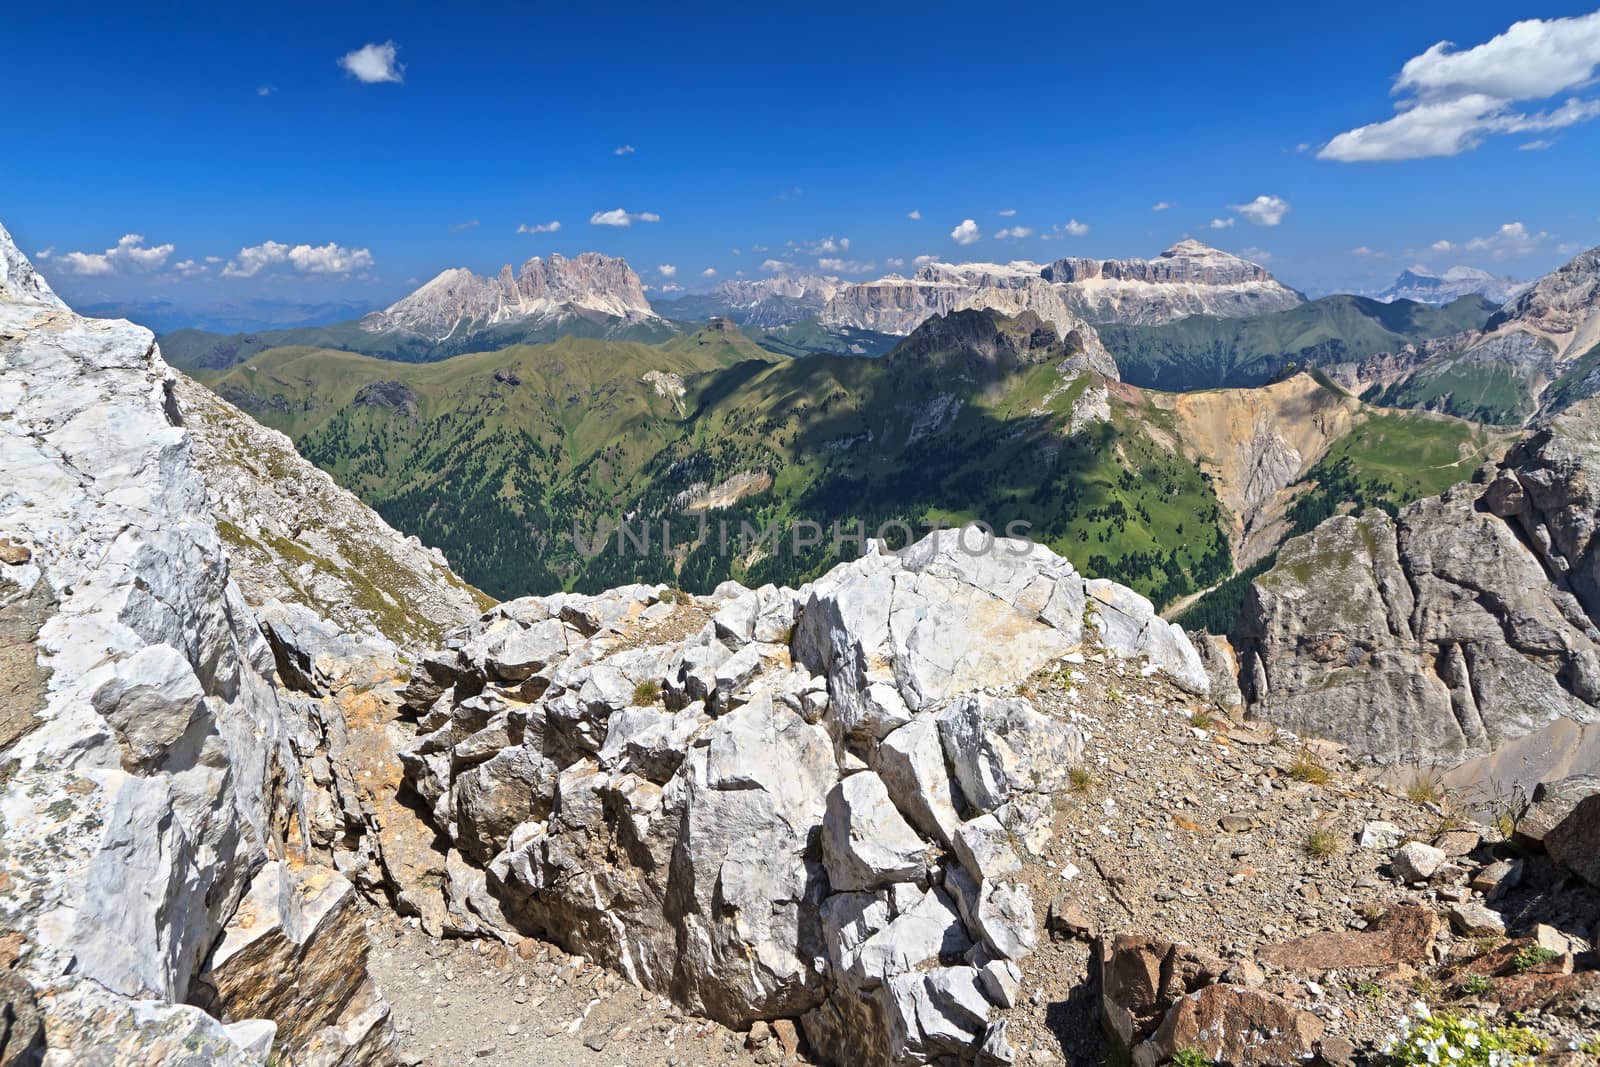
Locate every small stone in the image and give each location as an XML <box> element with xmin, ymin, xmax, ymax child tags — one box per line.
<box><xmin>1392</xmin><ymin>841</ymin><xmax>1446</xmax><ymax>883</ymax></box>
<box><xmin>1046</xmin><ymin>897</ymin><xmax>1094</xmax><ymax>941</ymax></box>
<box><xmin>1433</xmin><ymin>829</ymin><xmax>1480</xmax><ymax>857</ymax></box>
<box><xmin>1469</xmin><ymin>858</ymin><xmax>1522</xmax><ymax>899</ymax></box>
<box><xmin>746</xmin><ymin>1020</ymin><xmax>772</xmax><ymax>1049</ymax></box>
<box><xmin>1219</xmin><ymin>813</ymin><xmax>1254</xmax><ymax>833</ymax></box>
<box><xmin>0</xmin><ymin>538</ymin><xmax>30</xmax><ymax>566</ymax></box>
<box><xmin>1358</xmin><ymin>821</ymin><xmax>1404</xmax><ymax>850</ymax></box>
<box><xmin>516</xmin><ymin>939</ymin><xmax>538</xmax><ymax>961</ymax></box>
<box><xmin>1448</xmin><ymin>902</ymin><xmax>1506</xmax><ymax>937</ymax></box>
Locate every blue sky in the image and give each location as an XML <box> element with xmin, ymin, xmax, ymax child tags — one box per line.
<box><xmin>7</xmin><ymin>2</ymin><xmax>1600</xmax><ymax>313</ymax></box>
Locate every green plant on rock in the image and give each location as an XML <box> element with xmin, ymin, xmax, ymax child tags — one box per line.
<box><xmin>1068</xmin><ymin>766</ymin><xmax>1095</xmax><ymax>793</ymax></box>
<box><xmin>1457</xmin><ymin>974</ymin><xmax>1494</xmax><ymax>997</ymax></box>
<box><xmin>1171</xmin><ymin>1049</ymin><xmax>1214</xmax><ymax>1067</ymax></box>
<box><xmin>1510</xmin><ymin>944</ymin><xmax>1560</xmax><ymax>973</ymax></box>
<box><xmin>1304</xmin><ymin>826</ymin><xmax>1343</xmax><ymax>860</ymax></box>
<box><xmin>1288</xmin><ymin>749</ymin><xmax>1331</xmax><ymax>785</ymax></box>
<box><xmin>632</xmin><ymin>680</ymin><xmax>662</xmax><ymax>706</ymax></box>
<box><xmin>1380</xmin><ymin>1007</ymin><xmax>1545</xmax><ymax>1067</ymax></box>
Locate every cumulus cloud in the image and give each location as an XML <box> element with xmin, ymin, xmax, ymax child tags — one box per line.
<box><xmin>173</xmin><ymin>259</ymin><xmax>208</xmax><ymax>276</ymax></box>
<box><xmin>1062</xmin><ymin>219</ymin><xmax>1089</xmax><ymax>236</ymax></box>
<box><xmin>221</xmin><ymin>240</ymin><xmax>374</xmax><ymax>278</ymax></box>
<box><xmin>997</xmin><ymin>209</ymin><xmax>1017</xmax><ymax>217</ymax></box>
<box><xmin>55</xmin><ymin>234</ymin><xmax>176</xmax><ymax>275</ymax></box>
<box><xmin>338</xmin><ymin>41</ymin><xmax>404</xmax><ymax>84</ymax></box>
<box><xmin>257</xmin><ymin>85</ymin><xmax>276</xmax><ymax>97</ymax></box>
<box><xmin>1209</xmin><ymin>218</ymin><xmax>1236</xmax><ymax>230</ymax></box>
<box><xmin>589</xmin><ymin>209</ymin><xmax>660</xmax><ymax>227</ymax></box>
<box><xmin>994</xmin><ymin>226</ymin><xmax>1033</xmax><ymax>239</ymax></box>
<box><xmin>761</xmin><ymin>259</ymin><xmax>787</xmax><ymax>272</ymax></box>
<box><xmin>913</xmin><ymin>254</ymin><xmax>938</xmax><ymax>266</ymax></box>
<box><xmin>1427</xmin><ymin>221</ymin><xmax>1548</xmax><ymax>260</ymax></box>
<box><xmin>1350</xmin><ymin>246</ymin><xmax>1385</xmax><ymax>257</ymax></box>
<box><xmin>450</xmin><ymin>219</ymin><xmax>480</xmax><ymax>232</ymax></box>
<box><xmin>907</xmin><ymin>210</ymin><xmax>921</xmax><ymax>220</ymax></box>
<box><xmin>614</xmin><ymin>144</ymin><xmax>636</xmax><ymax>155</ymax></box>
<box><xmin>700</xmin><ymin>267</ymin><xmax>717</xmax><ymax>278</ymax></box>
<box><xmin>817</xmin><ymin>257</ymin><xmax>876</xmax><ymax>273</ymax></box>
<box><xmin>517</xmin><ymin>221</ymin><xmax>561</xmax><ymax>234</ymax></box>
<box><xmin>1152</xmin><ymin>201</ymin><xmax>1174</xmax><ymax>212</ymax></box>
<box><xmin>655</xmin><ymin>264</ymin><xmax>677</xmax><ymax>278</ymax></box>
<box><xmin>1232</xmin><ymin>195</ymin><xmax>1291</xmax><ymax>226</ymax></box>
<box><xmin>950</xmin><ymin>219</ymin><xmax>981</xmax><ymax>245</ymax></box>
<box><xmin>885</xmin><ymin>257</ymin><xmax>905</xmax><ymax>268</ymax></box>
<box><xmin>1320</xmin><ymin>12</ymin><xmax>1600</xmax><ymax>162</ymax></box>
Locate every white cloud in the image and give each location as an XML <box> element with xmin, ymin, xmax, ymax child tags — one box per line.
<box><xmin>614</xmin><ymin>144</ymin><xmax>636</xmax><ymax>155</ymax></box>
<box><xmin>589</xmin><ymin>209</ymin><xmax>660</xmax><ymax>227</ymax></box>
<box><xmin>221</xmin><ymin>240</ymin><xmax>374</xmax><ymax>278</ymax></box>
<box><xmin>338</xmin><ymin>41</ymin><xmax>404</xmax><ymax>84</ymax></box>
<box><xmin>818</xmin><ymin>257</ymin><xmax>876</xmax><ymax>273</ymax></box>
<box><xmin>450</xmin><ymin>219</ymin><xmax>479</xmax><ymax>232</ymax></box>
<box><xmin>760</xmin><ymin>258</ymin><xmax>787</xmax><ymax>272</ymax></box>
<box><xmin>257</xmin><ymin>85</ymin><xmax>275</xmax><ymax>97</ymax></box>
<box><xmin>701</xmin><ymin>267</ymin><xmax>717</xmax><ymax>278</ymax></box>
<box><xmin>1209</xmin><ymin>218</ymin><xmax>1236</xmax><ymax>230</ymax></box>
<box><xmin>1519</xmin><ymin>138</ymin><xmax>1557</xmax><ymax>150</ymax></box>
<box><xmin>658</xmin><ymin>283</ymin><xmax>683</xmax><ymax>293</ymax></box>
<box><xmin>204</xmin><ymin>255</ymin><xmax>222</xmax><ymax>264</ymax></box>
<box><xmin>913</xmin><ymin>254</ymin><xmax>938</xmax><ymax>266</ymax></box>
<box><xmin>173</xmin><ymin>259</ymin><xmax>208</xmax><ymax>276</ymax></box>
<box><xmin>950</xmin><ymin>219</ymin><xmax>981</xmax><ymax>245</ymax></box>
<box><xmin>885</xmin><ymin>257</ymin><xmax>905</xmax><ymax>268</ymax></box>
<box><xmin>55</xmin><ymin>233</ymin><xmax>176</xmax><ymax>275</ymax></box>
<box><xmin>1350</xmin><ymin>246</ymin><xmax>1385</xmax><ymax>257</ymax></box>
<box><xmin>1320</xmin><ymin>12</ymin><xmax>1600</xmax><ymax>162</ymax></box>
<box><xmin>1239</xmin><ymin>247</ymin><xmax>1273</xmax><ymax>263</ymax></box>
<box><xmin>1062</xmin><ymin>219</ymin><xmax>1089</xmax><ymax>236</ymax></box>
<box><xmin>1423</xmin><ymin>221</ymin><xmax>1549</xmax><ymax>260</ymax></box>
<box><xmin>517</xmin><ymin>221</ymin><xmax>561</xmax><ymax>234</ymax></box>
<box><xmin>997</xmin><ymin>209</ymin><xmax>1017</xmax><ymax>217</ymax></box>
<box><xmin>657</xmin><ymin>264</ymin><xmax>678</xmax><ymax>278</ymax></box>
<box><xmin>906</xmin><ymin>210</ymin><xmax>921</xmax><ymax>220</ymax></box>
<box><xmin>1232</xmin><ymin>195</ymin><xmax>1291</xmax><ymax>226</ymax></box>
<box><xmin>1151</xmin><ymin>201</ymin><xmax>1174</xmax><ymax>212</ymax></box>
<box><xmin>34</xmin><ymin>247</ymin><xmax>53</xmax><ymax>259</ymax></box>
<box><xmin>994</xmin><ymin>226</ymin><xmax>1033</xmax><ymax>239</ymax></box>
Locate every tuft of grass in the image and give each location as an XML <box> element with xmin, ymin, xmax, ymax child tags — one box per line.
<box><xmin>1457</xmin><ymin>974</ymin><xmax>1494</xmax><ymax>997</ymax></box>
<box><xmin>1171</xmin><ymin>1050</ymin><xmax>1213</xmax><ymax>1067</ymax></box>
<box><xmin>1189</xmin><ymin>710</ymin><xmax>1214</xmax><ymax>730</ymax></box>
<box><xmin>1068</xmin><ymin>766</ymin><xmax>1095</xmax><ymax>793</ymax></box>
<box><xmin>1304</xmin><ymin>827</ymin><xmax>1343</xmax><ymax>860</ymax></box>
<box><xmin>632</xmin><ymin>679</ymin><xmax>662</xmax><ymax>706</ymax></box>
<box><xmin>1510</xmin><ymin>944</ymin><xmax>1560</xmax><ymax>973</ymax></box>
<box><xmin>1351</xmin><ymin>979</ymin><xmax>1385</xmax><ymax>1000</ymax></box>
<box><xmin>1288</xmin><ymin>749</ymin><xmax>1331</xmax><ymax>785</ymax></box>
<box><xmin>1406</xmin><ymin>773</ymin><xmax>1445</xmax><ymax>805</ymax></box>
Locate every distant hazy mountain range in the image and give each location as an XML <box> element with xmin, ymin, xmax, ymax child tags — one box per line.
<box><xmin>1375</xmin><ymin>265</ymin><xmax>1527</xmax><ymax>306</ymax></box>
<box><xmin>79</xmin><ymin>297</ymin><xmax>376</xmax><ymax>334</ymax></box>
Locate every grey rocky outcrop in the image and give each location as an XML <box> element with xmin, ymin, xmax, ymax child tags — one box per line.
<box><xmin>1233</xmin><ymin>407</ymin><xmax>1600</xmax><ymax>768</ymax></box>
<box><xmin>392</xmin><ymin>530</ymin><xmax>1206</xmax><ymax>1064</ymax></box>
<box><xmin>0</xmin><ymin>222</ymin><xmax>393</xmax><ymax>1064</ymax></box>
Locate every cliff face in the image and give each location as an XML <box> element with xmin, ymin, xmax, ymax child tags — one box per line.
<box><xmin>822</xmin><ymin>243</ymin><xmax>1303</xmax><ymax>335</ymax></box>
<box><xmin>0</xmin><ymin>222</ymin><xmax>397</xmax><ymax>1063</ymax></box>
<box><xmin>1230</xmin><ymin>400</ymin><xmax>1600</xmax><ymax>770</ymax></box>
<box><xmin>360</xmin><ymin>252</ymin><xmax>658</xmax><ymax>341</ymax></box>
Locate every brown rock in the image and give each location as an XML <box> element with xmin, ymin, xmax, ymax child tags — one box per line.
<box><xmin>1099</xmin><ymin>935</ymin><xmax>1226</xmax><ymax>1051</ymax></box>
<box><xmin>1219</xmin><ymin>813</ymin><xmax>1254</xmax><ymax>833</ymax></box>
<box><xmin>516</xmin><ymin>939</ymin><xmax>539</xmax><ymax>961</ymax></box>
<box><xmin>1256</xmin><ymin>905</ymin><xmax>1437</xmax><ymax>973</ymax></box>
<box><xmin>1048</xmin><ymin>897</ymin><xmax>1095</xmax><ymax>941</ymax></box>
<box><xmin>1512</xmin><ymin>775</ymin><xmax>1600</xmax><ymax>854</ymax></box>
<box><xmin>1315</xmin><ymin>1035</ymin><xmax>1357</xmax><ymax>1067</ymax></box>
<box><xmin>1135</xmin><ymin>985</ymin><xmax>1324</xmax><ymax>1067</ymax></box>
<box><xmin>1469</xmin><ymin>858</ymin><xmax>1521</xmax><ymax>898</ymax></box>
<box><xmin>0</xmin><ymin>540</ymin><xmax>28</xmax><ymax>566</ymax></box>
<box><xmin>196</xmin><ymin>862</ymin><xmax>395</xmax><ymax>1065</ymax></box>
<box><xmin>772</xmin><ymin>1018</ymin><xmax>801</xmax><ymax>1057</ymax></box>
<box><xmin>1432</xmin><ymin>829</ymin><xmax>1480</xmax><ymax>857</ymax></box>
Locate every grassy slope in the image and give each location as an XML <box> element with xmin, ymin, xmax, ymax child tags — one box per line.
<box><xmin>204</xmin><ymin>311</ymin><xmax>1499</xmax><ymax>612</ymax></box>
<box><xmin>1100</xmin><ymin>294</ymin><xmax>1495</xmax><ymax>391</ymax></box>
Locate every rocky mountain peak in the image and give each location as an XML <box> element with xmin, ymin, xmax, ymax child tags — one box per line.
<box><xmin>0</xmin><ymin>221</ymin><xmax>65</xmax><ymax>308</ymax></box>
<box><xmin>888</xmin><ymin>307</ymin><xmax>1120</xmax><ymax>380</ymax></box>
<box><xmin>1378</xmin><ymin>264</ymin><xmax>1525</xmax><ymax>305</ymax></box>
<box><xmin>360</xmin><ymin>251</ymin><xmax>658</xmax><ymax>341</ymax></box>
